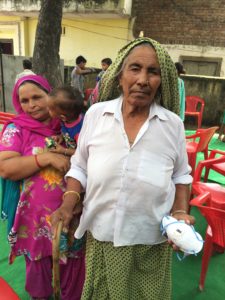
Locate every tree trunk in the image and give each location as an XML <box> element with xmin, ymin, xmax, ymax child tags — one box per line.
<box><xmin>33</xmin><ymin>0</ymin><xmax>63</xmax><ymax>87</ymax></box>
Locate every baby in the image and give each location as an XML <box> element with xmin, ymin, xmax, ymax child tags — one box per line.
<box><xmin>47</xmin><ymin>86</ymin><xmax>85</xmax><ymax>156</ymax></box>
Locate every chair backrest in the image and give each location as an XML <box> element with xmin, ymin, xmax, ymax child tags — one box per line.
<box><xmin>0</xmin><ymin>112</ymin><xmax>15</xmax><ymax>118</ymax></box>
<box><xmin>0</xmin><ymin>111</ymin><xmax>15</xmax><ymax>125</ymax></box>
<box><xmin>195</xmin><ymin>126</ymin><xmax>218</xmax><ymax>152</ymax></box>
<box><xmin>186</xmin><ymin>96</ymin><xmax>205</xmax><ymax>112</ymax></box>
<box><xmin>193</xmin><ymin>154</ymin><xmax>225</xmax><ymax>183</ymax></box>
<box><xmin>190</xmin><ymin>192</ymin><xmax>225</xmax><ymax>248</ymax></box>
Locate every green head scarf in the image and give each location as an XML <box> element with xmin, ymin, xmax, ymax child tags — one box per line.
<box><xmin>98</xmin><ymin>37</ymin><xmax>180</xmax><ymax>115</ymax></box>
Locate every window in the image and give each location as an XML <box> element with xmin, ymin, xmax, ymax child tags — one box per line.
<box><xmin>180</xmin><ymin>56</ymin><xmax>222</xmax><ymax>76</ymax></box>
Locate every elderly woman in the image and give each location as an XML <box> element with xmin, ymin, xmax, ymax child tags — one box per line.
<box><xmin>51</xmin><ymin>37</ymin><xmax>194</xmax><ymax>300</ymax></box>
<box><xmin>0</xmin><ymin>75</ymin><xmax>85</xmax><ymax>300</ymax></box>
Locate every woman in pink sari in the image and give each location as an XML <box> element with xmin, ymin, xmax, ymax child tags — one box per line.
<box><xmin>0</xmin><ymin>75</ymin><xmax>85</xmax><ymax>300</ymax></box>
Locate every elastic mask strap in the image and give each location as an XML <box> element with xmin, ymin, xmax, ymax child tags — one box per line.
<box><xmin>176</xmin><ymin>250</ymin><xmax>198</xmax><ymax>261</ymax></box>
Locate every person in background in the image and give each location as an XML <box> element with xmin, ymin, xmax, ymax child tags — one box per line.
<box><xmin>15</xmin><ymin>59</ymin><xmax>35</xmax><ymax>83</ymax></box>
<box><xmin>175</xmin><ymin>62</ymin><xmax>186</xmax><ymax>121</ymax></box>
<box><xmin>0</xmin><ymin>75</ymin><xmax>85</xmax><ymax>300</ymax></box>
<box><xmin>88</xmin><ymin>57</ymin><xmax>112</xmax><ymax>106</ymax></box>
<box><xmin>47</xmin><ymin>86</ymin><xmax>85</xmax><ymax>157</ymax></box>
<box><xmin>51</xmin><ymin>37</ymin><xmax>194</xmax><ymax>300</ymax></box>
<box><xmin>218</xmin><ymin>110</ymin><xmax>225</xmax><ymax>142</ymax></box>
<box><xmin>71</xmin><ymin>56</ymin><xmax>96</xmax><ymax>99</ymax></box>
<box><xmin>96</xmin><ymin>57</ymin><xmax>112</xmax><ymax>83</ymax></box>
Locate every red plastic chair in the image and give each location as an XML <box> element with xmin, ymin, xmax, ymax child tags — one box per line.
<box><xmin>203</xmin><ymin>149</ymin><xmax>225</xmax><ymax>182</ymax></box>
<box><xmin>191</xmin><ymin>155</ymin><xmax>225</xmax><ymax>208</ymax></box>
<box><xmin>186</xmin><ymin>126</ymin><xmax>219</xmax><ymax>176</ymax></box>
<box><xmin>190</xmin><ymin>192</ymin><xmax>225</xmax><ymax>291</ymax></box>
<box><xmin>0</xmin><ymin>277</ymin><xmax>20</xmax><ymax>300</ymax></box>
<box><xmin>0</xmin><ymin>111</ymin><xmax>15</xmax><ymax>125</ymax></box>
<box><xmin>185</xmin><ymin>96</ymin><xmax>205</xmax><ymax>128</ymax></box>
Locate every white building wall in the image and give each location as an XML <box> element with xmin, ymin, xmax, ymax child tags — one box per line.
<box><xmin>164</xmin><ymin>44</ymin><xmax>225</xmax><ymax>77</ymax></box>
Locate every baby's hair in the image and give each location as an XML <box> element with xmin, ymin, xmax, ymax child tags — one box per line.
<box><xmin>101</xmin><ymin>58</ymin><xmax>112</xmax><ymax>66</ymax></box>
<box><xmin>49</xmin><ymin>86</ymin><xmax>84</xmax><ymax>120</ymax></box>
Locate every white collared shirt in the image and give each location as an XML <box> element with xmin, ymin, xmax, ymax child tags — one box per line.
<box><xmin>66</xmin><ymin>97</ymin><xmax>192</xmax><ymax>246</ymax></box>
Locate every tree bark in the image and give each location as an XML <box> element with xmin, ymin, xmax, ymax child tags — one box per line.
<box><xmin>33</xmin><ymin>0</ymin><xmax>63</xmax><ymax>87</ymax></box>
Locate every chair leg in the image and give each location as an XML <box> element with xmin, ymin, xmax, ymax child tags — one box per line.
<box><xmin>204</xmin><ymin>168</ymin><xmax>210</xmax><ymax>182</ymax></box>
<box><xmin>202</xmin><ymin>150</ymin><xmax>209</xmax><ymax>181</ymax></box>
<box><xmin>188</xmin><ymin>153</ymin><xmax>197</xmax><ymax>177</ymax></box>
<box><xmin>199</xmin><ymin>231</ymin><xmax>213</xmax><ymax>291</ymax></box>
<box><xmin>197</xmin><ymin>116</ymin><xmax>201</xmax><ymax>128</ymax></box>
<box><xmin>203</xmin><ymin>148</ymin><xmax>208</xmax><ymax>160</ymax></box>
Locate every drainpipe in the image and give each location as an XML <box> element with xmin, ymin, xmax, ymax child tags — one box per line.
<box><xmin>0</xmin><ymin>43</ymin><xmax>6</xmax><ymax>112</ymax></box>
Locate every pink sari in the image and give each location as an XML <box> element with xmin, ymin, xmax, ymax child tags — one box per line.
<box><xmin>0</xmin><ymin>75</ymin><xmax>63</xmax><ymax>262</ymax></box>
<box><xmin>0</xmin><ymin>75</ymin><xmax>85</xmax><ymax>299</ymax></box>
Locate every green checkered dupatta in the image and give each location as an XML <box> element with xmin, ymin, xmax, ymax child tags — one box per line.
<box><xmin>98</xmin><ymin>37</ymin><xmax>180</xmax><ymax>115</ymax></box>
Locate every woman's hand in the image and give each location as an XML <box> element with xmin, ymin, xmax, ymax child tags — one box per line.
<box><xmin>38</xmin><ymin>152</ymin><xmax>71</xmax><ymax>173</ymax></box>
<box><xmin>51</xmin><ymin>134</ymin><xmax>64</xmax><ymax>145</ymax></box>
<box><xmin>49</xmin><ymin>153</ymin><xmax>70</xmax><ymax>173</ymax></box>
<box><xmin>50</xmin><ymin>204</ymin><xmax>74</xmax><ymax>235</ymax></box>
<box><xmin>172</xmin><ymin>212</ymin><xmax>195</xmax><ymax>225</ymax></box>
<box><xmin>49</xmin><ymin>144</ymin><xmax>66</xmax><ymax>155</ymax></box>
<box><xmin>50</xmin><ymin>199</ymin><xmax>82</xmax><ymax>235</ymax></box>
<box><xmin>168</xmin><ymin>212</ymin><xmax>195</xmax><ymax>252</ymax></box>
<box><xmin>51</xmin><ymin>178</ymin><xmax>83</xmax><ymax>234</ymax></box>
<box><xmin>50</xmin><ymin>146</ymin><xmax>75</xmax><ymax>158</ymax></box>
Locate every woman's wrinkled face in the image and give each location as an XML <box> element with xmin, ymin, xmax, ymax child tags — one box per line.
<box><xmin>18</xmin><ymin>82</ymin><xmax>50</xmax><ymax>122</ymax></box>
<box><xmin>119</xmin><ymin>46</ymin><xmax>161</xmax><ymax>109</ymax></box>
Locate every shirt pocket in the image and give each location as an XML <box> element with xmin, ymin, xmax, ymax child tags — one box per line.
<box><xmin>137</xmin><ymin>151</ymin><xmax>173</xmax><ymax>188</ymax></box>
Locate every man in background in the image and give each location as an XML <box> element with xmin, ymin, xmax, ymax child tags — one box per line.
<box><xmin>15</xmin><ymin>59</ymin><xmax>35</xmax><ymax>83</ymax></box>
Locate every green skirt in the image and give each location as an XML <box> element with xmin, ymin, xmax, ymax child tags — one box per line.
<box><xmin>81</xmin><ymin>233</ymin><xmax>172</xmax><ymax>300</ymax></box>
